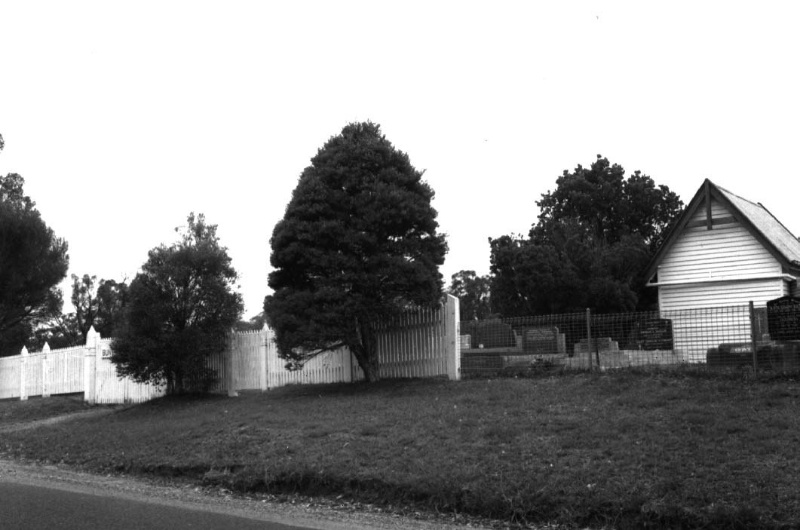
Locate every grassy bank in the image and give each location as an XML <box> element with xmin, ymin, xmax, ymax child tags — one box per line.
<box><xmin>2</xmin><ymin>371</ymin><xmax>799</xmax><ymax>529</ymax></box>
<box><xmin>1</xmin><ymin>393</ymin><xmax>91</xmax><ymax>424</ymax></box>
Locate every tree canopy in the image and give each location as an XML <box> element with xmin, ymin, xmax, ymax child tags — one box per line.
<box><xmin>264</xmin><ymin>122</ymin><xmax>448</xmax><ymax>382</ymax></box>
<box><xmin>0</xmin><ymin>172</ymin><xmax>69</xmax><ymax>356</ymax></box>
<box><xmin>24</xmin><ymin>276</ymin><xmax>128</xmax><ymax>352</ymax></box>
<box><xmin>447</xmin><ymin>270</ymin><xmax>492</xmax><ymax>321</ymax></box>
<box><xmin>111</xmin><ymin>214</ymin><xmax>242</xmax><ymax>393</ymax></box>
<box><xmin>68</xmin><ymin>274</ymin><xmax>129</xmax><ymax>340</ymax></box>
<box><xmin>532</xmin><ymin>156</ymin><xmax>683</xmax><ymax>252</ymax></box>
<box><xmin>489</xmin><ymin>155</ymin><xmax>683</xmax><ymax>316</ymax></box>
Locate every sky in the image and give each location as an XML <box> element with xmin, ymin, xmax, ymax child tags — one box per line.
<box><xmin>2</xmin><ymin>1</ymin><xmax>800</xmax><ymax>319</ymax></box>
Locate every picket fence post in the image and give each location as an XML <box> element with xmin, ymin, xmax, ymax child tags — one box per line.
<box><xmin>259</xmin><ymin>325</ymin><xmax>268</xmax><ymax>392</ymax></box>
<box><xmin>445</xmin><ymin>295</ymin><xmax>461</xmax><ymax>381</ymax></box>
<box><xmin>42</xmin><ymin>342</ymin><xmax>52</xmax><ymax>398</ymax></box>
<box><xmin>19</xmin><ymin>346</ymin><xmax>28</xmax><ymax>401</ymax></box>
<box><xmin>227</xmin><ymin>331</ymin><xmax>238</xmax><ymax>397</ymax></box>
<box><xmin>585</xmin><ymin>308</ymin><xmax>593</xmax><ymax>371</ymax></box>
<box><xmin>84</xmin><ymin>327</ymin><xmax>99</xmax><ymax>404</ymax></box>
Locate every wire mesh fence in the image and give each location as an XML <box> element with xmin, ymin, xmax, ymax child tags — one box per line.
<box><xmin>460</xmin><ymin>302</ymin><xmax>800</xmax><ymax>377</ymax></box>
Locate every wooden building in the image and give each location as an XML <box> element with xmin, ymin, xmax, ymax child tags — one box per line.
<box><xmin>644</xmin><ymin>180</ymin><xmax>800</xmax><ymax>361</ymax></box>
<box><xmin>646</xmin><ymin>179</ymin><xmax>800</xmax><ymax>311</ymax></box>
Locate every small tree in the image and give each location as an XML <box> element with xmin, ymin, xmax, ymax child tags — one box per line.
<box><xmin>111</xmin><ymin>214</ymin><xmax>242</xmax><ymax>394</ymax></box>
<box><xmin>265</xmin><ymin>122</ymin><xmax>447</xmax><ymax>382</ymax></box>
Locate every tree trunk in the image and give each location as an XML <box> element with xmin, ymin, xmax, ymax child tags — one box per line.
<box><xmin>352</xmin><ymin>318</ymin><xmax>380</xmax><ymax>382</ymax></box>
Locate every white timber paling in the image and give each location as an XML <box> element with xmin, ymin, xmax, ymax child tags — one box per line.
<box><xmin>0</xmin><ymin>297</ymin><xmax>461</xmax><ymax>402</ymax></box>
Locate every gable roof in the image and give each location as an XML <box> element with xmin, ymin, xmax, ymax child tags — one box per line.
<box><xmin>645</xmin><ymin>179</ymin><xmax>800</xmax><ymax>282</ymax></box>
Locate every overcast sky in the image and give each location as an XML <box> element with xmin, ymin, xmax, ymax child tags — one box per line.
<box><xmin>2</xmin><ymin>1</ymin><xmax>799</xmax><ymax>319</ymax></box>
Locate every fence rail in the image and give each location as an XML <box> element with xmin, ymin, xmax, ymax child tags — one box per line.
<box><xmin>460</xmin><ymin>302</ymin><xmax>800</xmax><ymax>376</ymax></box>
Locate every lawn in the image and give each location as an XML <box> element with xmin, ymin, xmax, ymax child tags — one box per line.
<box><xmin>2</xmin><ymin>370</ymin><xmax>799</xmax><ymax>529</ymax></box>
<box><xmin>0</xmin><ymin>393</ymin><xmax>92</xmax><ymax>424</ymax></box>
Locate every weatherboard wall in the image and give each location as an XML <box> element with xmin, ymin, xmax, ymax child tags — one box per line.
<box><xmin>654</xmin><ymin>199</ymin><xmax>789</xmax><ymax>361</ymax></box>
<box><xmin>656</xmin><ymin>198</ymin><xmax>787</xmax><ymax>311</ymax></box>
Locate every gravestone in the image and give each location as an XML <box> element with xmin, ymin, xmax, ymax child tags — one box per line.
<box><xmin>627</xmin><ymin>318</ymin><xmax>674</xmax><ymax>350</ymax></box>
<box><xmin>767</xmin><ymin>296</ymin><xmax>800</xmax><ymax>341</ymax></box>
<box><xmin>522</xmin><ymin>326</ymin><xmax>560</xmax><ymax>355</ymax></box>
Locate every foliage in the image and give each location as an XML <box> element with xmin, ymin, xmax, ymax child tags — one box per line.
<box><xmin>235</xmin><ymin>312</ymin><xmax>266</xmax><ymax>332</ymax></box>
<box><xmin>26</xmin><ymin>313</ymin><xmax>83</xmax><ymax>352</ymax></box>
<box><xmin>490</xmin><ymin>156</ymin><xmax>683</xmax><ymax>316</ymax></box>
<box><xmin>69</xmin><ymin>274</ymin><xmax>129</xmax><ymax>340</ymax></box>
<box><xmin>533</xmin><ymin>156</ymin><xmax>682</xmax><ymax>251</ymax></box>
<box><xmin>70</xmin><ymin>274</ymin><xmax>99</xmax><ymax>341</ymax></box>
<box><xmin>0</xmin><ymin>172</ymin><xmax>69</xmax><ymax>356</ymax></box>
<box><xmin>24</xmin><ymin>276</ymin><xmax>130</xmax><ymax>352</ymax></box>
<box><xmin>265</xmin><ymin>122</ymin><xmax>447</xmax><ymax>382</ymax></box>
<box><xmin>94</xmin><ymin>278</ymin><xmax>129</xmax><ymax>337</ymax></box>
<box><xmin>447</xmin><ymin>270</ymin><xmax>492</xmax><ymax>321</ymax></box>
<box><xmin>111</xmin><ymin>213</ymin><xmax>242</xmax><ymax>394</ymax></box>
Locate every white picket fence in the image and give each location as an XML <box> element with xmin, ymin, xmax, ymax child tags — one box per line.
<box><xmin>0</xmin><ymin>328</ymin><xmax>164</xmax><ymax>404</ymax></box>
<box><xmin>0</xmin><ymin>295</ymin><xmax>460</xmax><ymax>403</ymax></box>
<box><xmin>213</xmin><ymin>295</ymin><xmax>461</xmax><ymax>394</ymax></box>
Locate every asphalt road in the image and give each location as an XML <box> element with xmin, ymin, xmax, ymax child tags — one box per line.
<box><xmin>0</xmin><ymin>458</ymin><xmax>485</xmax><ymax>530</ymax></box>
<box><xmin>0</xmin><ymin>482</ymin><xmax>310</xmax><ymax>530</ymax></box>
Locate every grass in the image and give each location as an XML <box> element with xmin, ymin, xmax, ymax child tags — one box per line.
<box><xmin>2</xmin><ymin>370</ymin><xmax>800</xmax><ymax>529</ymax></box>
<box><xmin>0</xmin><ymin>393</ymin><xmax>92</xmax><ymax>424</ymax></box>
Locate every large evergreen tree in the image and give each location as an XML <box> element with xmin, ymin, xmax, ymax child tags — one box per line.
<box><xmin>490</xmin><ymin>156</ymin><xmax>683</xmax><ymax>316</ymax></box>
<box><xmin>0</xmin><ymin>169</ymin><xmax>69</xmax><ymax>356</ymax></box>
<box><xmin>265</xmin><ymin>122</ymin><xmax>447</xmax><ymax>382</ymax></box>
<box><xmin>111</xmin><ymin>214</ymin><xmax>242</xmax><ymax>393</ymax></box>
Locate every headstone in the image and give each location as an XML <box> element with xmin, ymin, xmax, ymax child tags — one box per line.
<box><xmin>627</xmin><ymin>319</ymin><xmax>674</xmax><ymax>350</ymax></box>
<box><xmin>522</xmin><ymin>326</ymin><xmax>560</xmax><ymax>354</ymax></box>
<box><xmin>767</xmin><ymin>296</ymin><xmax>800</xmax><ymax>341</ymax></box>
